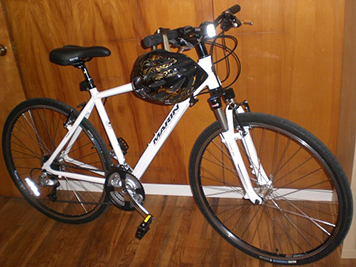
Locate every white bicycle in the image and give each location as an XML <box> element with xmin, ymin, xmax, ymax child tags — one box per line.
<box><xmin>2</xmin><ymin>4</ymin><xmax>353</xmax><ymax>265</ymax></box>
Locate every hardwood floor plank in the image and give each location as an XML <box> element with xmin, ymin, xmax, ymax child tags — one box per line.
<box><xmin>0</xmin><ymin>196</ymin><xmax>354</xmax><ymax>267</ymax></box>
<box><xmin>0</xmin><ymin>196</ymin><xmax>11</xmax><ymax>210</ymax></box>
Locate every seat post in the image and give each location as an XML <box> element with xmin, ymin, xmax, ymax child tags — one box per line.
<box><xmin>77</xmin><ymin>63</ymin><xmax>96</xmax><ymax>91</ymax></box>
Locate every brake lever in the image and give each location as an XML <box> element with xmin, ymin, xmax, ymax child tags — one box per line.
<box><xmin>231</xmin><ymin>19</ymin><xmax>254</xmax><ymax>29</ymax></box>
<box><xmin>241</xmin><ymin>20</ymin><xmax>253</xmax><ymax>26</ymax></box>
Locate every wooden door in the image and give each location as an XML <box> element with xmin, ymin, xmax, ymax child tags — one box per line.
<box><xmin>1</xmin><ymin>0</ymin><xmax>215</xmax><ymax>188</ymax></box>
<box><xmin>1</xmin><ymin>0</ymin><xmax>345</xmax><ymax>190</ymax></box>
<box><xmin>0</xmin><ymin>2</ymin><xmax>26</xmax><ymax>196</ymax></box>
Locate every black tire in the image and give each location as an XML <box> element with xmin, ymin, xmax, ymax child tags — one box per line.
<box><xmin>189</xmin><ymin>112</ymin><xmax>353</xmax><ymax>265</ymax></box>
<box><xmin>2</xmin><ymin>98</ymin><xmax>113</xmax><ymax>224</ymax></box>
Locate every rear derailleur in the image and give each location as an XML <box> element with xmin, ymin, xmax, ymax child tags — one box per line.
<box><xmin>105</xmin><ymin>167</ymin><xmax>154</xmax><ymax>239</ymax></box>
<box><xmin>36</xmin><ymin>171</ymin><xmax>60</xmax><ymax>201</ymax></box>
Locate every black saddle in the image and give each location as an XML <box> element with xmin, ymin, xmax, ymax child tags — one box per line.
<box><xmin>49</xmin><ymin>45</ymin><xmax>111</xmax><ymax>66</ymax></box>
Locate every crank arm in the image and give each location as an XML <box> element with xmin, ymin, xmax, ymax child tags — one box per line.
<box><xmin>125</xmin><ymin>188</ymin><xmax>154</xmax><ymax>239</ymax></box>
<box><xmin>109</xmin><ymin>169</ymin><xmax>154</xmax><ymax>239</ymax></box>
<box><xmin>126</xmin><ymin>188</ymin><xmax>150</xmax><ymax>218</ymax></box>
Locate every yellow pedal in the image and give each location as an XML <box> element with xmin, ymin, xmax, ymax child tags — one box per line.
<box><xmin>144</xmin><ymin>215</ymin><xmax>152</xmax><ymax>223</ymax></box>
<box><xmin>136</xmin><ymin>215</ymin><xmax>154</xmax><ymax>239</ymax></box>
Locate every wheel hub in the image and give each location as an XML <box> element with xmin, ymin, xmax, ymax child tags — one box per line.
<box><xmin>257</xmin><ymin>184</ymin><xmax>274</xmax><ymax>201</ymax></box>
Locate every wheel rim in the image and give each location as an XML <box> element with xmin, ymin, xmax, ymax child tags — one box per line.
<box><xmin>195</xmin><ymin>122</ymin><xmax>341</xmax><ymax>260</ymax></box>
<box><xmin>6</xmin><ymin>105</ymin><xmax>109</xmax><ymax>219</ymax></box>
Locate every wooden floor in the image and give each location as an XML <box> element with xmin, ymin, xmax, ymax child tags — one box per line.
<box><xmin>0</xmin><ymin>195</ymin><xmax>355</xmax><ymax>267</ymax></box>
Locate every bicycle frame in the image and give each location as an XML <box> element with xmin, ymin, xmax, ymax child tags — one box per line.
<box><xmin>42</xmin><ymin>55</ymin><xmax>266</xmax><ymax>203</ymax></box>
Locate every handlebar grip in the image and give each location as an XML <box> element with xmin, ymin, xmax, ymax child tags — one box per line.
<box><xmin>213</xmin><ymin>4</ymin><xmax>241</xmax><ymax>27</ymax></box>
<box><xmin>227</xmin><ymin>4</ymin><xmax>241</xmax><ymax>14</ymax></box>
<box><xmin>142</xmin><ymin>30</ymin><xmax>178</xmax><ymax>48</ymax></box>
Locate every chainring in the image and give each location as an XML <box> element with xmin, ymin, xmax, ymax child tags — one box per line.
<box><xmin>105</xmin><ymin>167</ymin><xmax>145</xmax><ymax>211</ymax></box>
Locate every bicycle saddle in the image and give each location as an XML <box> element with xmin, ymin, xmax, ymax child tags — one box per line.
<box><xmin>49</xmin><ymin>45</ymin><xmax>111</xmax><ymax>66</ymax></box>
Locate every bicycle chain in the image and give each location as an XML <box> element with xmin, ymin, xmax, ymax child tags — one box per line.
<box><xmin>45</xmin><ymin>164</ymin><xmax>112</xmax><ymax>205</ymax></box>
<box><xmin>46</xmin><ymin>199</ymin><xmax>112</xmax><ymax>205</ymax></box>
<box><xmin>59</xmin><ymin>163</ymin><xmax>105</xmax><ymax>173</ymax></box>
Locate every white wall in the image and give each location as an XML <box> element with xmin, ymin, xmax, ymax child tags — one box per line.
<box><xmin>340</xmin><ymin>0</ymin><xmax>356</xmax><ymax>258</ymax></box>
<box><xmin>341</xmin><ymin>146</ymin><xmax>356</xmax><ymax>258</ymax></box>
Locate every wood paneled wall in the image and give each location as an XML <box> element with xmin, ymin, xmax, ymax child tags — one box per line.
<box><xmin>0</xmin><ymin>2</ymin><xmax>26</xmax><ymax>196</ymax></box>
<box><xmin>0</xmin><ymin>0</ymin><xmax>345</xmax><ymax>194</ymax></box>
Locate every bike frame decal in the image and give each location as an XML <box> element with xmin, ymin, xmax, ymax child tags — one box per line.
<box><xmin>153</xmin><ymin>104</ymin><xmax>179</xmax><ymax>145</ymax></box>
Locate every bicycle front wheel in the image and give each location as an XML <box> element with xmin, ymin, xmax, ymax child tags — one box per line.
<box><xmin>189</xmin><ymin>112</ymin><xmax>353</xmax><ymax>265</ymax></box>
<box><xmin>2</xmin><ymin>98</ymin><xmax>112</xmax><ymax>224</ymax></box>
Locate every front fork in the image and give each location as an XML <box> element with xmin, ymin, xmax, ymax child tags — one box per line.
<box><xmin>211</xmin><ymin>95</ymin><xmax>270</xmax><ymax>204</ymax></box>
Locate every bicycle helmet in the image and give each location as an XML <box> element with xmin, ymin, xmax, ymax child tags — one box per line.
<box><xmin>131</xmin><ymin>50</ymin><xmax>208</xmax><ymax>105</ymax></box>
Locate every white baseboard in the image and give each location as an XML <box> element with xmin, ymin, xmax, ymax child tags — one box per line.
<box><xmin>56</xmin><ymin>182</ymin><xmax>334</xmax><ymax>201</ymax></box>
<box><xmin>341</xmin><ymin>249</ymin><xmax>356</xmax><ymax>259</ymax></box>
<box><xmin>143</xmin><ymin>183</ymin><xmax>192</xmax><ymax>196</ymax></box>
<box><xmin>142</xmin><ymin>183</ymin><xmax>334</xmax><ymax>201</ymax></box>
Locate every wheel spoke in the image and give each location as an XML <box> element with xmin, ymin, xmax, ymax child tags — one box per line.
<box><xmin>191</xmin><ymin>114</ymin><xmax>350</xmax><ymax>263</ymax></box>
<box><xmin>4</xmin><ymin>100</ymin><xmax>111</xmax><ymax>223</ymax></box>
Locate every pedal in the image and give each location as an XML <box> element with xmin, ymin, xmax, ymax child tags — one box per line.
<box><xmin>136</xmin><ymin>215</ymin><xmax>154</xmax><ymax>239</ymax></box>
<box><xmin>109</xmin><ymin>137</ymin><xmax>129</xmax><ymax>155</ymax></box>
<box><xmin>105</xmin><ymin>169</ymin><xmax>155</xmax><ymax>239</ymax></box>
<box><xmin>118</xmin><ymin>137</ymin><xmax>129</xmax><ymax>155</ymax></box>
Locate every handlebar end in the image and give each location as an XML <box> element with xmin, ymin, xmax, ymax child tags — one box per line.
<box><xmin>227</xmin><ymin>5</ymin><xmax>241</xmax><ymax>14</ymax></box>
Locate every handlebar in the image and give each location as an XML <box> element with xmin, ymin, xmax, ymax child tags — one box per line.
<box><xmin>228</xmin><ymin>4</ymin><xmax>241</xmax><ymax>14</ymax></box>
<box><xmin>213</xmin><ymin>4</ymin><xmax>241</xmax><ymax>26</ymax></box>
<box><xmin>143</xmin><ymin>30</ymin><xmax>178</xmax><ymax>48</ymax></box>
<box><xmin>142</xmin><ymin>4</ymin><xmax>243</xmax><ymax>48</ymax></box>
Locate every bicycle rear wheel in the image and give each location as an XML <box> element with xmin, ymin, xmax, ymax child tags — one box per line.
<box><xmin>2</xmin><ymin>98</ymin><xmax>112</xmax><ymax>224</ymax></box>
<box><xmin>189</xmin><ymin>112</ymin><xmax>353</xmax><ymax>265</ymax></box>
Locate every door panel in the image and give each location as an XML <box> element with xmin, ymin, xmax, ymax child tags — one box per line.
<box><xmin>0</xmin><ymin>2</ymin><xmax>25</xmax><ymax>196</ymax></box>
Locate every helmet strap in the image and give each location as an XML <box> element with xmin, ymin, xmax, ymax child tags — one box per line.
<box><xmin>154</xmin><ymin>28</ymin><xmax>171</xmax><ymax>52</ymax></box>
